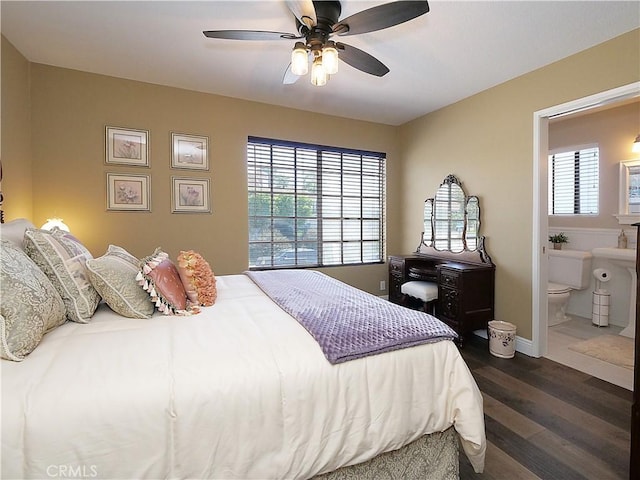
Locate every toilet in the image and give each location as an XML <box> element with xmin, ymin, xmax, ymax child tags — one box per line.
<box><xmin>548</xmin><ymin>249</ymin><xmax>592</xmax><ymax>326</ymax></box>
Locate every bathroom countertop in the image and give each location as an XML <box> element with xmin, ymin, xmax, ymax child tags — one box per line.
<box><xmin>591</xmin><ymin>247</ymin><xmax>636</xmax><ymax>262</ymax></box>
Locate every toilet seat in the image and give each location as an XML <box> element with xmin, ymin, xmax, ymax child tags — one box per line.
<box><xmin>548</xmin><ymin>282</ymin><xmax>571</xmax><ymax>295</ymax></box>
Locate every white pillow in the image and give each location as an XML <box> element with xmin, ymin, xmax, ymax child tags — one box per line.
<box><xmin>0</xmin><ymin>218</ymin><xmax>36</xmax><ymax>251</ymax></box>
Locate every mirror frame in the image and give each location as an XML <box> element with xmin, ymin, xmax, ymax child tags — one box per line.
<box><xmin>422</xmin><ymin>174</ymin><xmax>481</xmax><ymax>252</ymax></box>
<box><xmin>465</xmin><ymin>196</ymin><xmax>480</xmax><ymax>251</ymax></box>
<box><xmin>432</xmin><ymin>175</ymin><xmax>468</xmax><ymax>252</ymax></box>
<box><xmin>417</xmin><ymin>174</ymin><xmax>492</xmax><ymax>265</ymax></box>
<box><xmin>616</xmin><ymin>159</ymin><xmax>640</xmax><ymax>225</ymax></box>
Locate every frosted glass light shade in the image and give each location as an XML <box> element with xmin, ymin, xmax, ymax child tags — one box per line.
<box><xmin>633</xmin><ymin>134</ymin><xmax>640</xmax><ymax>153</ymax></box>
<box><xmin>311</xmin><ymin>58</ymin><xmax>328</xmax><ymax>86</ymax></box>
<box><xmin>291</xmin><ymin>43</ymin><xmax>308</xmax><ymax>76</ymax></box>
<box><xmin>322</xmin><ymin>44</ymin><xmax>339</xmax><ymax>75</ymax></box>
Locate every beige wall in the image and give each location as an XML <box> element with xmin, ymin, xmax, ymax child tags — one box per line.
<box><xmin>3</xmin><ymin>28</ymin><xmax>639</xmax><ymax>338</ymax></box>
<box><xmin>399</xmin><ymin>29</ymin><xmax>640</xmax><ymax>340</ymax></box>
<box><xmin>548</xmin><ymin>101</ymin><xmax>640</xmax><ymax>229</ymax></box>
<box><xmin>1</xmin><ymin>37</ymin><xmax>33</xmax><ymax>219</ymax></box>
<box><xmin>1</xmin><ymin>35</ymin><xmax>400</xmax><ymax>294</ymax></box>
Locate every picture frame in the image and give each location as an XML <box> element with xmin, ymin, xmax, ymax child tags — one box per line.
<box><xmin>106</xmin><ymin>173</ymin><xmax>151</xmax><ymax>211</ymax></box>
<box><xmin>171</xmin><ymin>176</ymin><xmax>211</xmax><ymax>213</ymax></box>
<box><xmin>105</xmin><ymin>126</ymin><xmax>149</xmax><ymax>167</ymax></box>
<box><xmin>171</xmin><ymin>133</ymin><xmax>209</xmax><ymax>170</ymax></box>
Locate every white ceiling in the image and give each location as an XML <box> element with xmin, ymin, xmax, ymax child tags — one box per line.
<box><xmin>2</xmin><ymin>1</ymin><xmax>639</xmax><ymax>126</ymax></box>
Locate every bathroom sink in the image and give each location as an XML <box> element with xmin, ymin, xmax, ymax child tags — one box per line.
<box><xmin>591</xmin><ymin>247</ymin><xmax>636</xmax><ymax>267</ymax></box>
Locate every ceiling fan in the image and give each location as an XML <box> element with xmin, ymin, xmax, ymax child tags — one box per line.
<box><xmin>203</xmin><ymin>0</ymin><xmax>430</xmax><ymax>86</ymax></box>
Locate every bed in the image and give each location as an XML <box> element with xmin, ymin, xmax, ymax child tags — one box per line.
<box><xmin>0</xmin><ymin>219</ymin><xmax>485</xmax><ymax>479</ymax></box>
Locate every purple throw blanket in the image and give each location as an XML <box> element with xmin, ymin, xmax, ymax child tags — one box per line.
<box><xmin>245</xmin><ymin>270</ymin><xmax>457</xmax><ymax>364</ymax></box>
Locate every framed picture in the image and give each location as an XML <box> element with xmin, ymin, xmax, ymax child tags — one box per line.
<box><xmin>106</xmin><ymin>173</ymin><xmax>151</xmax><ymax>211</ymax></box>
<box><xmin>171</xmin><ymin>176</ymin><xmax>211</xmax><ymax>213</ymax></box>
<box><xmin>105</xmin><ymin>126</ymin><xmax>149</xmax><ymax>167</ymax></box>
<box><xmin>171</xmin><ymin>133</ymin><xmax>209</xmax><ymax>170</ymax></box>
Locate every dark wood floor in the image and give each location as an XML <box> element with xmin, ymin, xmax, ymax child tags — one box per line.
<box><xmin>458</xmin><ymin>335</ymin><xmax>632</xmax><ymax>480</ymax></box>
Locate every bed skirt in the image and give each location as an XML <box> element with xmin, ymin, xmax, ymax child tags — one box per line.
<box><xmin>312</xmin><ymin>427</ymin><xmax>459</xmax><ymax>480</ymax></box>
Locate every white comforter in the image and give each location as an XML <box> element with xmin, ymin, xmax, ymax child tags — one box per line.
<box><xmin>2</xmin><ymin>274</ymin><xmax>485</xmax><ymax>479</ymax></box>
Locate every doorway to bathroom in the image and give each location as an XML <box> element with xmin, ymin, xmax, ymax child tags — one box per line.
<box><xmin>532</xmin><ymin>81</ymin><xmax>640</xmax><ymax>389</ymax></box>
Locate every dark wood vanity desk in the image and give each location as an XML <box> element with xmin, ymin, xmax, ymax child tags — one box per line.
<box><xmin>400</xmin><ymin>174</ymin><xmax>496</xmax><ymax>347</ymax></box>
<box><xmin>388</xmin><ymin>252</ymin><xmax>495</xmax><ymax>347</ymax></box>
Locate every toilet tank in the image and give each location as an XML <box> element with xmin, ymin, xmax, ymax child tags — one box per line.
<box><xmin>548</xmin><ymin>249</ymin><xmax>592</xmax><ymax>289</ymax></box>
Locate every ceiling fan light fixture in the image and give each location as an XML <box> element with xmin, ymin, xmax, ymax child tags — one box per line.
<box><xmin>311</xmin><ymin>57</ymin><xmax>328</xmax><ymax>86</ymax></box>
<box><xmin>204</xmin><ymin>0</ymin><xmax>431</xmax><ymax>86</ymax></box>
<box><xmin>291</xmin><ymin>42</ymin><xmax>309</xmax><ymax>75</ymax></box>
<box><xmin>322</xmin><ymin>42</ymin><xmax>339</xmax><ymax>75</ymax></box>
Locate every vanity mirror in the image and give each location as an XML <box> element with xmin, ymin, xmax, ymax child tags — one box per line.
<box><xmin>616</xmin><ymin>159</ymin><xmax>640</xmax><ymax>224</ymax></box>
<box><xmin>390</xmin><ymin>173</ymin><xmax>494</xmax><ymax>345</ymax></box>
<box><xmin>418</xmin><ymin>174</ymin><xmax>491</xmax><ymax>264</ymax></box>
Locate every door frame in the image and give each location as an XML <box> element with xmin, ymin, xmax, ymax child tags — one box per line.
<box><xmin>532</xmin><ymin>82</ymin><xmax>640</xmax><ymax>357</ymax></box>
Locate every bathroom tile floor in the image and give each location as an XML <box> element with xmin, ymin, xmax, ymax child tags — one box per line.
<box><xmin>546</xmin><ymin>315</ymin><xmax>634</xmax><ymax>390</ymax></box>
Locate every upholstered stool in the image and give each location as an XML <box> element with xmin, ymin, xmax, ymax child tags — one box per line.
<box><xmin>400</xmin><ymin>281</ymin><xmax>438</xmax><ymax>314</ymax></box>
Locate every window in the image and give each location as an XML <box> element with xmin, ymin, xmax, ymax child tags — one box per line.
<box><xmin>548</xmin><ymin>146</ymin><xmax>599</xmax><ymax>215</ymax></box>
<box><xmin>247</xmin><ymin>137</ymin><xmax>385</xmax><ymax>268</ymax></box>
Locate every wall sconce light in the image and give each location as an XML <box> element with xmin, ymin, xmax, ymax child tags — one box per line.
<box><xmin>633</xmin><ymin>134</ymin><xmax>640</xmax><ymax>153</ymax></box>
<box><xmin>41</xmin><ymin>218</ymin><xmax>70</xmax><ymax>232</ymax></box>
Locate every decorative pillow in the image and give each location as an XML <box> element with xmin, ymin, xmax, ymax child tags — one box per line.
<box><xmin>86</xmin><ymin>245</ymin><xmax>154</xmax><ymax>319</ymax></box>
<box><xmin>177</xmin><ymin>250</ymin><xmax>217</xmax><ymax>306</ymax></box>
<box><xmin>0</xmin><ymin>239</ymin><xmax>67</xmax><ymax>361</ymax></box>
<box><xmin>136</xmin><ymin>248</ymin><xmax>194</xmax><ymax>315</ymax></box>
<box><xmin>23</xmin><ymin>227</ymin><xmax>100</xmax><ymax>323</ymax></box>
<box><xmin>0</xmin><ymin>218</ymin><xmax>36</xmax><ymax>251</ymax></box>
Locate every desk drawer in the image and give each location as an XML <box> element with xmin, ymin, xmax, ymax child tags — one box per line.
<box><xmin>440</xmin><ymin>287</ymin><xmax>459</xmax><ymax>318</ymax></box>
<box><xmin>439</xmin><ymin>269</ymin><xmax>460</xmax><ymax>288</ymax></box>
<box><xmin>389</xmin><ymin>260</ymin><xmax>404</xmax><ymax>276</ymax></box>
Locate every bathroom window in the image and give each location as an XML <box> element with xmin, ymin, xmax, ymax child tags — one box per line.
<box><xmin>548</xmin><ymin>146</ymin><xmax>599</xmax><ymax>215</ymax></box>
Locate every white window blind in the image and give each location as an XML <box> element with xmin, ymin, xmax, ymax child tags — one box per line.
<box><xmin>548</xmin><ymin>146</ymin><xmax>599</xmax><ymax>215</ymax></box>
<box><xmin>247</xmin><ymin>137</ymin><xmax>385</xmax><ymax>268</ymax></box>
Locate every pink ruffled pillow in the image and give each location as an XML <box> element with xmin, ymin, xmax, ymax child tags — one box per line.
<box><xmin>137</xmin><ymin>248</ymin><xmax>194</xmax><ymax>315</ymax></box>
<box><xmin>177</xmin><ymin>250</ymin><xmax>217</xmax><ymax>307</ymax></box>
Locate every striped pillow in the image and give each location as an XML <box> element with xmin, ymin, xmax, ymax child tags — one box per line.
<box><xmin>24</xmin><ymin>227</ymin><xmax>100</xmax><ymax>323</ymax></box>
<box><xmin>86</xmin><ymin>245</ymin><xmax>154</xmax><ymax>319</ymax></box>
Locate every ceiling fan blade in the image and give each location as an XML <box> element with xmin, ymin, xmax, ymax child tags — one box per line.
<box><xmin>203</xmin><ymin>30</ymin><xmax>301</xmax><ymax>41</ymax></box>
<box><xmin>333</xmin><ymin>1</ymin><xmax>429</xmax><ymax>36</ymax></box>
<box><xmin>285</xmin><ymin>0</ymin><xmax>317</xmax><ymax>28</ymax></box>
<box><xmin>283</xmin><ymin>63</ymin><xmax>301</xmax><ymax>85</ymax></box>
<box><xmin>336</xmin><ymin>42</ymin><xmax>389</xmax><ymax>77</ymax></box>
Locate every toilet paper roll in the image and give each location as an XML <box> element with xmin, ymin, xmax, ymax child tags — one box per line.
<box><xmin>593</xmin><ymin>268</ymin><xmax>612</xmax><ymax>282</ymax></box>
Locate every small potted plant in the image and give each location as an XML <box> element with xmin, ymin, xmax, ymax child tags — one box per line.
<box><xmin>549</xmin><ymin>232</ymin><xmax>569</xmax><ymax>250</ymax></box>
